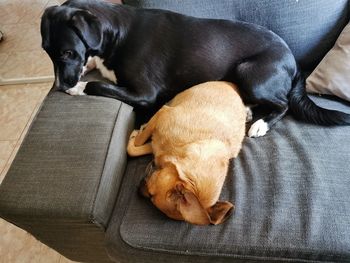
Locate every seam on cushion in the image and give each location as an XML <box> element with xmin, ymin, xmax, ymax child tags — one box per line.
<box><xmin>95</xmin><ymin>103</ymin><xmax>134</xmax><ymax>229</ymax></box>
<box><xmin>89</xmin><ymin>101</ymin><xmax>122</xmax><ymax>230</ymax></box>
<box><xmin>107</xmin><ymin>157</ymin><xmax>141</xmax><ymax>249</ymax></box>
<box><xmin>104</xmin><ymin>104</ymin><xmax>135</xmax><ymax>229</ymax></box>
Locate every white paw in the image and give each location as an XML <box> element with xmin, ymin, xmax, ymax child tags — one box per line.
<box><xmin>245</xmin><ymin>106</ymin><xmax>253</xmax><ymax>123</ymax></box>
<box><xmin>248</xmin><ymin>119</ymin><xmax>269</xmax><ymax>138</ymax></box>
<box><xmin>66</xmin><ymin>81</ymin><xmax>87</xmax><ymax>96</ymax></box>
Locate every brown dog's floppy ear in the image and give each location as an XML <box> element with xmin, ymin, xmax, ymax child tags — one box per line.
<box><xmin>207</xmin><ymin>201</ymin><xmax>234</xmax><ymax>225</ymax></box>
<box><xmin>174</xmin><ymin>183</ymin><xmax>211</xmax><ymax>225</ymax></box>
<box><xmin>70</xmin><ymin>10</ymin><xmax>102</xmax><ymax>50</ymax></box>
<box><xmin>172</xmin><ymin>183</ymin><xmax>234</xmax><ymax>225</ymax></box>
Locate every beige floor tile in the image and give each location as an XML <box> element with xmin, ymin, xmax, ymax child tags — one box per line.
<box><xmin>0</xmin><ymin>218</ymin><xmax>73</xmax><ymax>262</ymax></box>
<box><xmin>0</xmin><ymin>218</ymin><xmax>29</xmax><ymax>255</ymax></box>
<box><xmin>19</xmin><ymin>0</ymin><xmax>50</xmax><ymax>24</ymax></box>
<box><xmin>0</xmin><ymin>82</ymin><xmax>51</xmax><ymax>184</ymax></box>
<box><xmin>0</xmin><ymin>0</ymin><xmax>27</xmax><ymax>25</ymax></box>
<box><xmin>0</xmin><ymin>83</ymin><xmax>50</xmax><ymax>183</ymax></box>
<box><xmin>31</xmin><ymin>51</ymin><xmax>54</xmax><ymax>77</ymax></box>
<box><xmin>39</xmin><ymin>244</ymin><xmax>62</xmax><ymax>263</ymax></box>
<box><xmin>0</xmin><ymin>83</ymin><xmax>51</xmax><ymax>141</ymax></box>
<box><xmin>0</xmin><ymin>84</ymin><xmax>35</xmax><ymax>141</ymax></box>
<box><xmin>0</xmin><ymin>0</ymin><xmax>49</xmax><ymax>25</ymax></box>
<box><xmin>0</xmin><ymin>140</ymin><xmax>16</xmax><ymax>173</ymax></box>
<box><xmin>0</xmin><ymin>159</ymin><xmax>12</xmax><ymax>184</ymax></box>
<box><xmin>0</xmin><ymin>111</ymin><xmax>33</xmax><ymax>183</ymax></box>
<box><xmin>59</xmin><ymin>255</ymin><xmax>77</xmax><ymax>263</ymax></box>
<box><xmin>0</xmin><ymin>218</ymin><xmax>32</xmax><ymax>262</ymax></box>
<box><xmin>0</xmin><ymin>23</ymin><xmax>42</xmax><ymax>53</ymax></box>
<box><xmin>0</xmin><ymin>53</ymin><xmax>9</xmax><ymax>68</ymax></box>
<box><xmin>0</xmin><ymin>50</ymin><xmax>53</xmax><ymax>80</ymax></box>
<box><xmin>14</xmin><ymin>235</ymin><xmax>44</xmax><ymax>263</ymax></box>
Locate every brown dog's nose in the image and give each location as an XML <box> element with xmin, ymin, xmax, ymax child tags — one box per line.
<box><xmin>138</xmin><ymin>178</ymin><xmax>150</xmax><ymax>198</ymax></box>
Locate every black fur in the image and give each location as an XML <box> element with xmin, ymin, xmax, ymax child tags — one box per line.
<box><xmin>40</xmin><ymin>0</ymin><xmax>350</xmax><ymax>131</ymax></box>
<box><xmin>289</xmin><ymin>71</ymin><xmax>350</xmax><ymax>125</ymax></box>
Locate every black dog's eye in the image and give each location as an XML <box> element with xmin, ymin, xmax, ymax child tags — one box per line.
<box><xmin>61</xmin><ymin>50</ymin><xmax>73</xmax><ymax>59</ymax></box>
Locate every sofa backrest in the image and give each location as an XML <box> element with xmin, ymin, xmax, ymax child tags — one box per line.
<box><xmin>124</xmin><ymin>0</ymin><xmax>350</xmax><ymax>71</ymax></box>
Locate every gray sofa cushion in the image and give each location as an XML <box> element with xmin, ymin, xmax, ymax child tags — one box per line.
<box><xmin>106</xmin><ymin>115</ymin><xmax>350</xmax><ymax>262</ymax></box>
<box><xmin>124</xmin><ymin>0</ymin><xmax>350</xmax><ymax>71</ymax></box>
<box><xmin>0</xmin><ymin>91</ymin><xmax>134</xmax><ymax>262</ymax></box>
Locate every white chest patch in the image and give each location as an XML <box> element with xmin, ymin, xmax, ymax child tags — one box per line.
<box><xmin>81</xmin><ymin>56</ymin><xmax>97</xmax><ymax>77</ymax></box>
<box><xmin>93</xmin><ymin>56</ymin><xmax>117</xmax><ymax>84</ymax></box>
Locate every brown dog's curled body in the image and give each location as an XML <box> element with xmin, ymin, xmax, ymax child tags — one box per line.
<box><xmin>127</xmin><ymin>81</ymin><xmax>246</xmax><ymax>225</ymax></box>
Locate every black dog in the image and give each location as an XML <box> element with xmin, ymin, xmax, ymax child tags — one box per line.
<box><xmin>41</xmin><ymin>0</ymin><xmax>350</xmax><ymax>137</ymax></box>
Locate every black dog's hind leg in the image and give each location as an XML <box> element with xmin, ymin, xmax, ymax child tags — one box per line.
<box><xmin>247</xmin><ymin>103</ymin><xmax>289</xmax><ymax>137</ymax></box>
<box><xmin>84</xmin><ymin>81</ymin><xmax>157</xmax><ymax>109</ymax></box>
<box><xmin>233</xmin><ymin>51</ymin><xmax>294</xmax><ymax>137</ymax></box>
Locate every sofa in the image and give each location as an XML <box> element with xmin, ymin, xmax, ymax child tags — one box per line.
<box><xmin>1</xmin><ymin>0</ymin><xmax>350</xmax><ymax>262</ymax></box>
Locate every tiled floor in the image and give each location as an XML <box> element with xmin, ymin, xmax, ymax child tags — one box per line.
<box><xmin>0</xmin><ymin>0</ymin><xmax>77</xmax><ymax>262</ymax></box>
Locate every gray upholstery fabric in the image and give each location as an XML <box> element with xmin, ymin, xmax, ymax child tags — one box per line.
<box><xmin>106</xmin><ymin>115</ymin><xmax>350</xmax><ymax>262</ymax></box>
<box><xmin>0</xmin><ymin>91</ymin><xmax>134</xmax><ymax>262</ymax></box>
<box><xmin>124</xmin><ymin>0</ymin><xmax>350</xmax><ymax>71</ymax></box>
<box><xmin>310</xmin><ymin>94</ymin><xmax>350</xmax><ymax>114</ymax></box>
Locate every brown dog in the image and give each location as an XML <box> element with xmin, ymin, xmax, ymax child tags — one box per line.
<box><xmin>127</xmin><ymin>81</ymin><xmax>246</xmax><ymax>225</ymax></box>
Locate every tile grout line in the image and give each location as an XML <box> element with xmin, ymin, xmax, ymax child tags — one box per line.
<box><xmin>0</xmin><ymin>76</ymin><xmax>55</xmax><ymax>85</ymax></box>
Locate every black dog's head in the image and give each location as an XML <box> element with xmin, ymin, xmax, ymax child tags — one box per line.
<box><xmin>41</xmin><ymin>5</ymin><xmax>102</xmax><ymax>91</ymax></box>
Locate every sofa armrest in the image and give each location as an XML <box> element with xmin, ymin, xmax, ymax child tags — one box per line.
<box><xmin>0</xmin><ymin>91</ymin><xmax>134</xmax><ymax>262</ymax></box>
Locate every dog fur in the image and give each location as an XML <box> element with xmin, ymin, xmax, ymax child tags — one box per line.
<box><xmin>41</xmin><ymin>0</ymin><xmax>350</xmax><ymax>137</ymax></box>
<box><xmin>127</xmin><ymin>81</ymin><xmax>246</xmax><ymax>225</ymax></box>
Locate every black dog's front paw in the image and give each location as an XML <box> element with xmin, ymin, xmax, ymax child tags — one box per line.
<box><xmin>83</xmin><ymin>83</ymin><xmax>100</xmax><ymax>96</ymax></box>
<box><xmin>84</xmin><ymin>82</ymin><xmax>120</xmax><ymax>99</ymax></box>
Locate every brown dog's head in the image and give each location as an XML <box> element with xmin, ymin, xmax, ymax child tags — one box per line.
<box><xmin>139</xmin><ymin>162</ymin><xmax>233</xmax><ymax>225</ymax></box>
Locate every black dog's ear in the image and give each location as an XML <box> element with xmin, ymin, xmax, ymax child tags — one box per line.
<box><xmin>41</xmin><ymin>5</ymin><xmax>59</xmax><ymax>50</ymax></box>
<box><xmin>70</xmin><ymin>10</ymin><xmax>102</xmax><ymax>50</ymax></box>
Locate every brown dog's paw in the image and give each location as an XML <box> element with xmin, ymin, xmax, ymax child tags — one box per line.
<box><xmin>129</xmin><ymin>130</ymin><xmax>139</xmax><ymax>140</ymax></box>
<box><xmin>127</xmin><ymin>130</ymin><xmax>139</xmax><ymax>156</ymax></box>
<box><xmin>140</xmin><ymin>123</ymin><xmax>147</xmax><ymax>132</ymax></box>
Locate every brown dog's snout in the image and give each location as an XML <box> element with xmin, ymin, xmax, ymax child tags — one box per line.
<box><xmin>138</xmin><ymin>160</ymin><xmax>157</xmax><ymax>198</ymax></box>
<box><xmin>138</xmin><ymin>178</ymin><xmax>150</xmax><ymax>198</ymax></box>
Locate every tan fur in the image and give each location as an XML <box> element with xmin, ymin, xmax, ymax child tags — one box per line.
<box><xmin>127</xmin><ymin>81</ymin><xmax>246</xmax><ymax>225</ymax></box>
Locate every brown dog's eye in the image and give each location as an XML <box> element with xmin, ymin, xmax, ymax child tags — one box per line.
<box><xmin>61</xmin><ymin>50</ymin><xmax>73</xmax><ymax>59</ymax></box>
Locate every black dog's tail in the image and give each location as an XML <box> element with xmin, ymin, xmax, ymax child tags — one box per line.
<box><xmin>288</xmin><ymin>70</ymin><xmax>350</xmax><ymax>125</ymax></box>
